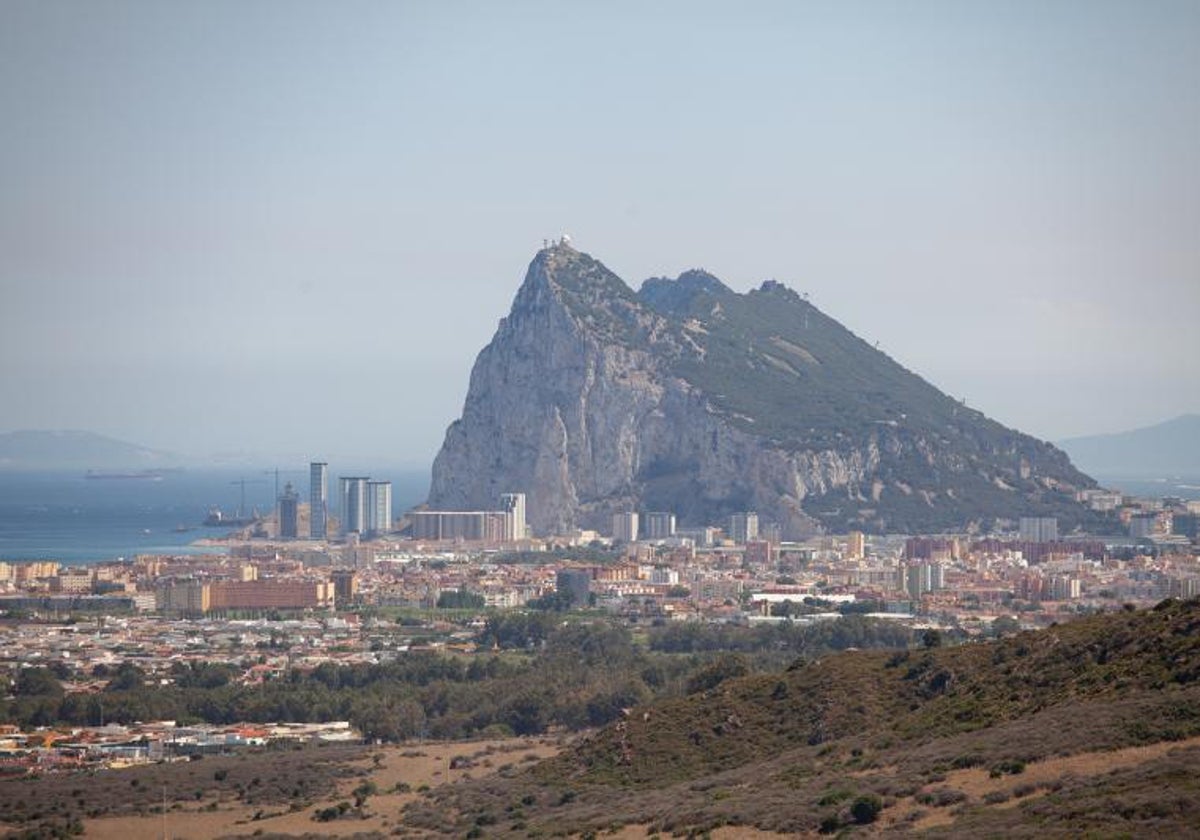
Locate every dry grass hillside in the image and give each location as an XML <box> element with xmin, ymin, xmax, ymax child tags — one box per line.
<box><xmin>401</xmin><ymin>598</ymin><xmax>1200</xmax><ymax>837</ymax></box>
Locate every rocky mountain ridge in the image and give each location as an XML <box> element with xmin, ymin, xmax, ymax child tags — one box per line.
<box><xmin>429</xmin><ymin>244</ymin><xmax>1099</xmax><ymax>536</ymax></box>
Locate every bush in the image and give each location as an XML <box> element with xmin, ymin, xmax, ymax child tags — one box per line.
<box><xmin>818</xmin><ymin>814</ymin><xmax>841</xmax><ymax>834</ymax></box>
<box><xmin>988</xmin><ymin>759</ymin><xmax>1026</xmax><ymax>778</ymax></box>
<box><xmin>916</xmin><ymin>788</ymin><xmax>968</xmax><ymax>807</ymax></box>
<box><xmin>850</xmin><ymin>794</ymin><xmax>883</xmax><ymax>825</ymax></box>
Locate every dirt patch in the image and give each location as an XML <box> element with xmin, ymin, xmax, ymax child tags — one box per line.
<box><xmin>606</xmin><ymin>825</ymin><xmax>801</xmax><ymax>839</ymax></box>
<box><xmin>75</xmin><ymin>737</ymin><xmax>560</xmax><ymax>839</ymax></box>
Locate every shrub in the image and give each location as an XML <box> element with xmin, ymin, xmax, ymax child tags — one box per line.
<box><xmin>989</xmin><ymin>759</ymin><xmax>1026</xmax><ymax>778</ymax></box>
<box><xmin>916</xmin><ymin>788</ymin><xmax>968</xmax><ymax>807</ymax></box>
<box><xmin>817</xmin><ymin>789</ymin><xmax>851</xmax><ymax>807</ymax></box>
<box><xmin>1013</xmin><ymin>782</ymin><xmax>1039</xmax><ymax>798</ymax></box>
<box><xmin>850</xmin><ymin>794</ymin><xmax>883</xmax><ymax>824</ymax></box>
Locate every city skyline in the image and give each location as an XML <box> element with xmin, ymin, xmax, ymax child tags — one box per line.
<box><xmin>2</xmin><ymin>2</ymin><xmax>1197</xmax><ymax>464</ymax></box>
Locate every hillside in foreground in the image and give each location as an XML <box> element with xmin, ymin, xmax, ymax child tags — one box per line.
<box><xmin>404</xmin><ymin>599</ymin><xmax>1200</xmax><ymax>837</ymax></box>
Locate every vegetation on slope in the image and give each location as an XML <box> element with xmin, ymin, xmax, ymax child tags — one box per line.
<box><xmin>0</xmin><ymin>615</ymin><xmax>915</xmax><ymax>742</ymax></box>
<box><xmin>403</xmin><ymin>599</ymin><xmax>1200</xmax><ymax>836</ymax></box>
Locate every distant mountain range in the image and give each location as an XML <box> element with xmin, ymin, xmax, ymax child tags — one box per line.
<box><xmin>1058</xmin><ymin>414</ymin><xmax>1200</xmax><ymax>477</ymax></box>
<box><xmin>0</xmin><ymin>430</ymin><xmax>179</xmax><ymax>471</ymax></box>
<box><xmin>430</xmin><ymin>243</ymin><xmax>1104</xmax><ymax>536</ymax></box>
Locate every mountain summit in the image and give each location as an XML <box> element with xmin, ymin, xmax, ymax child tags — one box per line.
<box><xmin>429</xmin><ymin>244</ymin><xmax>1098</xmax><ymax>536</ymax></box>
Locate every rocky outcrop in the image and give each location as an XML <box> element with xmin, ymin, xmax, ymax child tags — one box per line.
<box><xmin>429</xmin><ymin>243</ymin><xmax>1099</xmax><ymax>536</ymax></box>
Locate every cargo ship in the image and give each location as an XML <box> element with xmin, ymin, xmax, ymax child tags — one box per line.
<box><xmin>84</xmin><ymin>469</ymin><xmax>169</xmax><ymax>481</ymax></box>
<box><xmin>202</xmin><ymin>507</ymin><xmax>259</xmax><ymax>528</ymax></box>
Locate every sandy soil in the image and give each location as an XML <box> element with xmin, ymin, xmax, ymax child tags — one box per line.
<box><xmin>886</xmin><ymin>734</ymin><xmax>1200</xmax><ymax>832</ymax></box>
<box><xmin>82</xmin><ymin>736</ymin><xmax>560</xmax><ymax>839</ymax></box>
<box><xmin>76</xmin><ymin>734</ymin><xmax>1200</xmax><ymax>838</ymax></box>
<box><xmin>607</xmin><ymin>827</ymin><xmax>802</xmax><ymax>839</ymax></box>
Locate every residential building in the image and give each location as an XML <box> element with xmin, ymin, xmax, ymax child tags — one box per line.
<box><xmin>905</xmin><ymin>561</ymin><xmax>945</xmax><ymax>600</ymax></box>
<box><xmin>612</xmin><ymin>511</ymin><xmax>639</xmax><ymax>543</ymax></box>
<box><xmin>499</xmin><ymin>492</ymin><xmax>527</xmax><ymax>541</ymax></box>
<box><xmin>729</xmin><ymin>512</ymin><xmax>759</xmax><ymax>544</ymax></box>
<box><xmin>339</xmin><ymin>476</ymin><xmax>369</xmax><ymax>537</ymax></box>
<box><xmin>365</xmin><ymin>480</ymin><xmax>392</xmax><ymax>538</ymax></box>
<box><xmin>209</xmin><ymin>579</ymin><xmax>334</xmax><ymax>611</ymax></box>
<box><xmin>331</xmin><ymin>569</ymin><xmax>358</xmax><ymax>605</ymax></box>
<box><xmin>642</xmin><ymin>511</ymin><xmax>676</xmax><ymax>540</ymax></box>
<box><xmin>1019</xmin><ymin>516</ymin><xmax>1059</xmax><ymax>543</ymax></box>
<box><xmin>409</xmin><ymin>510</ymin><xmax>509</xmax><ymax>542</ymax></box>
<box><xmin>846</xmin><ymin>531</ymin><xmax>865</xmax><ymax>559</ymax></box>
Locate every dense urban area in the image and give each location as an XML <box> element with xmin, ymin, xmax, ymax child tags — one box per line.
<box><xmin>2</xmin><ymin>463</ymin><xmax>1199</xmax><ymax>786</ymax></box>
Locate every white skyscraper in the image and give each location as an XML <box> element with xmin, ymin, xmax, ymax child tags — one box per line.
<box><xmin>366</xmin><ymin>480</ymin><xmax>392</xmax><ymax>538</ymax></box>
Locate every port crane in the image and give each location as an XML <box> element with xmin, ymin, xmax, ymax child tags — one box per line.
<box><xmin>229</xmin><ymin>477</ymin><xmax>267</xmax><ymax>519</ymax></box>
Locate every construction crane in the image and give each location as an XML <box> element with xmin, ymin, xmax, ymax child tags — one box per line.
<box><xmin>261</xmin><ymin>468</ymin><xmax>305</xmax><ymax>525</ymax></box>
<box><xmin>230</xmin><ymin>478</ymin><xmax>267</xmax><ymax>519</ymax></box>
<box><xmin>262</xmin><ymin>468</ymin><xmax>305</xmax><ymax>504</ymax></box>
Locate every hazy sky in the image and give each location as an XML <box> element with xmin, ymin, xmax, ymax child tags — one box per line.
<box><xmin>2</xmin><ymin>1</ymin><xmax>1197</xmax><ymax>467</ymax></box>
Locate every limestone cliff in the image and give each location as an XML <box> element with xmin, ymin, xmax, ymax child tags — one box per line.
<box><xmin>429</xmin><ymin>244</ymin><xmax>1099</xmax><ymax>536</ymax></box>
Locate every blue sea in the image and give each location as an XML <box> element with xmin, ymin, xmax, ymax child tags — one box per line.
<box><xmin>0</xmin><ymin>469</ymin><xmax>429</xmax><ymax>565</ymax></box>
<box><xmin>1093</xmin><ymin>474</ymin><xmax>1200</xmax><ymax>502</ymax></box>
<box><xmin>1</xmin><ymin>468</ymin><xmax>1192</xmax><ymax>566</ymax></box>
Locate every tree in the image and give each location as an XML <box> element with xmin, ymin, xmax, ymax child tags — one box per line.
<box><xmin>15</xmin><ymin>667</ymin><xmax>64</xmax><ymax>698</ymax></box>
<box><xmin>527</xmin><ymin>590</ymin><xmax>574</xmax><ymax>612</ymax></box>
<box><xmin>685</xmin><ymin>654</ymin><xmax>749</xmax><ymax>695</ymax></box>
<box><xmin>105</xmin><ymin>662</ymin><xmax>147</xmax><ymax>692</ymax></box>
<box><xmin>436</xmin><ymin>589</ymin><xmax>485</xmax><ymax>610</ymax></box>
<box><xmin>501</xmin><ymin>691</ymin><xmax>549</xmax><ymax>735</ymax></box>
<box><xmin>991</xmin><ymin>616</ymin><xmax>1021</xmax><ymax>637</ymax></box>
<box><xmin>353</xmin><ymin>780</ymin><xmax>378</xmax><ymax>808</ymax></box>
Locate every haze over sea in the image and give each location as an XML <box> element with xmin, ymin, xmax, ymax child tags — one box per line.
<box><xmin>0</xmin><ymin>469</ymin><xmax>428</xmax><ymax>564</ymax></box>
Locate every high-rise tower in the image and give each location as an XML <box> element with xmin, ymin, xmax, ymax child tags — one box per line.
<box><xmin>611</xmin><ymin>511</ymin><xmax>639</xmax><ymax>543</ymax></box>
<box><xmin>339</xmin><ymin>476</ymin><xmax>369</xmax><ymax>536</ymax></box>
<box><xmin>729</xmin><ymin>512</ymin><xmax>759</xmax><ymax>544</ymax></box>
<box><xmin>278</xmin><ymin>482</ymin><xmax>299</xmax><ymax>539</ymax></box>
<box><xmin>642</xmin><ymin>511</ymin><xmax>676</xmax><ymax>540</ymax></box>
<box><xmin>309</xmin><ymin>462</ymin><xmax>328</xmax><ymax>540</ymax></box>
<box><xmin>499</xmin><ymin>492</ymin><xmax>527</xmax><ymax>541</ymax></box>
<box><xmin>365</xmin><ymin>480</ymin><xmax>392</xmax><ymax>538</ymax></box>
